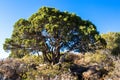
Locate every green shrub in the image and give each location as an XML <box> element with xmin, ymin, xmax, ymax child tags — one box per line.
<box><xmin>22</xmin><ymin>54</ymin><xmax>43</xmax><ymax>65</ymax></box>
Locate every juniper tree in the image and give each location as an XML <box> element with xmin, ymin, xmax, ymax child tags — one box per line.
<box><xmin>4</xmin><ymin>7</ymin><xmax>106</xmax><ymax>64</ymax></box>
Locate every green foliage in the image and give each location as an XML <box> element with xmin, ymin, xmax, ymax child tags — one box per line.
<box><xmin>4</xmin><ymin>6</ymin><xmax>105</xmax><ymax>64</ymax></box>
<box><xmin>24</xmin><ymin>69</ymin><xmax>40</xmax><ymax>80</ymax></box>
<box><xmin>101</xmin><ymin>32</ymin><xmax>120</xmax><ymax>55</ymax></box>
<box><xmin>84</xmin><ymin>51</ymin><xmax>107</xmax><ymax>63</ymax></box>
<box><xmin>22</xmin><ymin>54</ymin><xmax>43</xmax><ymax>64</ymax></box>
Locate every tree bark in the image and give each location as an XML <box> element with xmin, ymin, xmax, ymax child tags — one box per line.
<box><xmin>42</xmin><ymin>51</ymin><xmax>51</xmax><ymax>63</ymax></box>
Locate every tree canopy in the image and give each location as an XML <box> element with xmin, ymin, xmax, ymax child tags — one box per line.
<box><xmin>3</xmin><ymin>6</ymin><xmax>106</xmax><ymax>64</ymax></box>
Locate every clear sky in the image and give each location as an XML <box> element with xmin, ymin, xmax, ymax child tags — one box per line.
<box><xmin>0</xmin><ymin>0</ymin><xmax>120</xmax><ymax>59</ymax></box>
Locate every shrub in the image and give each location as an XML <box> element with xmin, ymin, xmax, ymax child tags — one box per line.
<box><xmin>64</xmin><ymin>53</ymin><xmax>80</xmax><ymax>62</ymax></box>
<box><xmin>22</xmin><ymin>54</ymin><xmax>43</xmax><ymax>65</ymax></box>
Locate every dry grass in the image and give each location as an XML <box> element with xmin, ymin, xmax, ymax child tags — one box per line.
<box><xmin>0</xmin><ymin>50</ymin><xmax>119</xmax><ymax>80</ymax></box>
<box><xmin>73</xmin><ymin>51</ymin><xmax>107</xmax><ymax>66</ymax></box>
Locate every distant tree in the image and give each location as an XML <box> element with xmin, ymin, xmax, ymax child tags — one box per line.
<box><xmin>101</xmin><ymin>32</ymin><xmax>120</xmax><ymax>55</ymax></box>
<box><xmin>3</xmin><ymin>7</ymin><xmax>106</xmax><ymax>64</ymax></box>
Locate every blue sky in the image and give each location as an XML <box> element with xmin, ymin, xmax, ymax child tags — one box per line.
<box><xmin>0</xmin><ymin>0</ymin><xmax>120</xmax><ymax>59</ymax></box>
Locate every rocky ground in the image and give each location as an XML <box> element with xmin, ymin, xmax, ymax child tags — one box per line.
<box><xmin>0</xmin><ymin>50</ymin><xmax>120</xmax><ymax>80</ymax></box>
